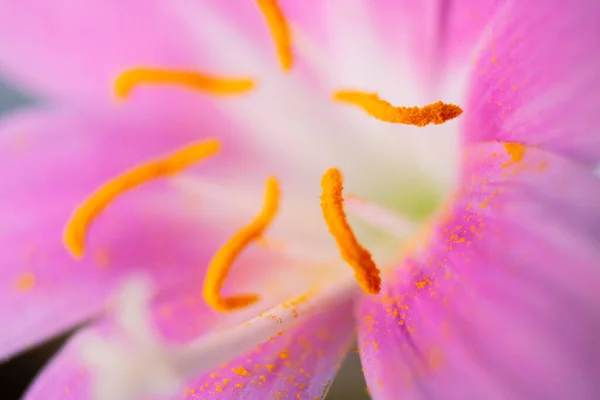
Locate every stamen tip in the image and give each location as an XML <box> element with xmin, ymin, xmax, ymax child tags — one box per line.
<box><xmin>439</xmin><ymin>103</ymin><xmax>463</xmax><ymax>123</ymax></box>
<box><xmin>64</xmin><ymin>232</ymin><xmax>85</xmax><ymax>260</ymax></box>
<box><xmin>113</xmin><ymin>73</ymin><xmax>134</xmax><ymax>101</ymax></box>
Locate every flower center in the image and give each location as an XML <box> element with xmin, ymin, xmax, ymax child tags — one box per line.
<box><xmin>69</xmin><ymin>2</ymin><xmax>466</xmax><ymax>398</ymax></box>
<box><xmin>63</xmin><ymin>0</ymin><xmax>463</xmax><ymax>311</ymax></box>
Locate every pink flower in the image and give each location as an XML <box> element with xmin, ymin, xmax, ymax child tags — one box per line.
<box><xmin>1</xmin><ymin>0</ymin><xmax>599</xmax><ymax>399</ymax></box>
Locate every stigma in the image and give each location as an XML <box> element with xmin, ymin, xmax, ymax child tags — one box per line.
<box><xmin>320</xmin><ymin>168</ymin><xmax>382</xmax><ymax>294</ymax></box>
<box><xmin>63</xmin><ymin>139</ymin><xmax>220</xmax><ymax>258</ymax></box>
<box><xmin>334</xmin><ymin>91</ymin><xmax>463</xmax><ymax>126</ymax></box>
<box><xmin>203</xmin><ymin>177</ymin><xmax>281</xmax><ymax>312</ymax></box>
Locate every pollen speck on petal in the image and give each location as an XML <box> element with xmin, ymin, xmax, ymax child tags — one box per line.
<box><xmin>13</xmin><ymin>273</ymin><xmax>36</xmax><ymax>292</ymax></box>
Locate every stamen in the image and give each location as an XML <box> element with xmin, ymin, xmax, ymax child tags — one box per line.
<box><xmin>256</xmin><ymin>0</ymin><xmax>293</xmax><ymax>71</ymax></box>
<box><xmin>333</xmin><ymin>91</ymin><xmax>463</xmax><ymax>126</ymax></box>
<box><xmin>114</xmin><ymin>69</ymin><xmax>255</xmax><ymax>99</ymax></box>
<box><xmin>64</xmin><ymin>139</ymin><xmax>220</xmax><ymax>259</ymax></box>
<box><xmin>320</xmin><ymin>168</ymin><xmax>381</xmax><ymax>294</ymax></box>
<box><xmin>203</xmin><ymin>177</ymin><xmax>280</xmax><ymax>311</ymax></box>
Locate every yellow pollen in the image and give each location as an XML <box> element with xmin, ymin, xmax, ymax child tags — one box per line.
<box><xmin>203</xmin><ymin>177</ymin><xmax>280</xmax><ymax>311</ymax></box>
<box><xmin>333</xmin><ymin>91</ymin><xmax>463</xmax><ymax>126</ymax></box>
<box><xmin>14</xmin><ymin>273</ymin><xmax>36</xmax><ymax>292</ymax></box>
<box><xmin>64</xmin><ymin>139</ymin><xmax>221</xmax><ymax>259</ymax></box>
<box><xmin>114</xmin><ymin>68</ymin><xmax>255</xmax><ymax>99</ymax></box>
<box><xmin>320</xmin><ymin>168</ymin><xmax>381</xmax><ymax>294</ymax></box>
<box><xmin>257</xmin><ymin>0</ymin><xmax>293</xmax><ymax>71</ymax></box>
<box><xmin>502</xmin><ymin>142</ymin><xmax>526</xmax><ymax>167</ymax></box>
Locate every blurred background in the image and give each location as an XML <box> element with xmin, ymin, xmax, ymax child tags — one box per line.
<box><xmin>0</xmin><ymin>81</ymin><xmax>370</xmax><ymax>400</ymax></box>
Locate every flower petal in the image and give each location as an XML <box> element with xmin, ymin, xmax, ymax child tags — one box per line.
<box><xmin>0</xmin><ymin>97</ymin><xmax>240</xmax><ymax>359</ymax></box>
<box><xmin>358</xmin><ymin>3</ymin><xmax>600</xmax><ymax>396</ymax></box>
<box><xmin>463</xmin><ymin>0</ymin><xmax>600</xmax><ymax>165</ymax></box>
<box><xmin>181</xmin><ymin>302</ymin><xmax>355</xmax><ymax>399</ymax></box>
<box><xmin>0</xmin><ymin>0</ymin><xmax>199</xmax><ymax>101</ymax></box>
<box><xmin>357</xmin><ymin>142</ymin><xmax>600</xmax><ymax>399</ymax></box>
<box><xmin>24</xmin><ymin>282</ymin><xmax>356</xmax><ymax>400</ymax></box>
<box><xmin>311</xmin><ymin>0</ymin><xmax>503</xmax><ymax>87</ymax></box>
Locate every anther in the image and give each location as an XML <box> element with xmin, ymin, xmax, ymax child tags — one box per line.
<box><xmin>334</xmin><ymin>91</ymin><xmax>463</xmax><ymax>126</ymax></box>
<box><xmin>64</xmin><ymin>139</ymin><xmax>221</xmax><ymax>259</ymax></box>
<box><xmin>114</xmin><ymin>69</ymin><xmax>255</xmax><ymax>99</ymax></box>
<box><xmin>256</xmin><ymin>0</ymin><xmax>293</xmax><ymax>71</ymax></box>
<box><xmin>203</xmin><ymin>177</ymin><xmax>280</xmax><ymax>311</ymax></box>
<box><xmin>320</xmin><ymin>168</ymin><xmax>381</xmax><ymax>294</ymax></box>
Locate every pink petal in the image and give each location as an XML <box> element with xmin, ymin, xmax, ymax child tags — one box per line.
<box><xmin>361</xmin><ymin>0</ymin><xmax>504</xmax><ymax>72</ymax></box>
<box><xmin>0</xmin><ymin>0</ymin><xmax>199</xmax><ymax>101</ymax></box>
<box><xmin>357</xmin><ymin>142</ymin><xmax>600</xmax><ymax>399</ymax></box>
<box><xmin>182</xmin><ymin>303</ymin><xmax>354</xmax><ymax>399</ymax></box>
<box><xmin>295</xmin><ymin>0</ymin><xmax>502</xmax><ymax>84</ymax></box>
<box><xmin>358</xmin><ymin>2</ymin><xmax>600</xmax><ymax>395</ymax></box>
<box><xmin>463</xmin><ymin>0</ymin><xmax>600</xmax><ymax>165</ymax></box>
<box><xmin>0</xmin><ymin>96</ymin><xmax>242</xmax><ymax>359</ymax></box>
<box><xmin>173</xmin><ymin>1</ymin><xmax>501</xmax><ymax>86</ymax></box>
<box><xmin>24</xmin><ymin>290</ymin><xmax>356</xmax><ymax>400</ymax></box>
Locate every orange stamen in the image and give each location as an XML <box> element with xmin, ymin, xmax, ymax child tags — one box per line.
<box><xmin>64</xmin><ymin>139</ymin><xmax>221</xmax><ymax>259</ymax></box>
<box><xmin>334</xmin><ymin>90</ymin><xmax>463</xmax><ymax>126</ymax></box>
<box><xmin>320</xmin><ymin>168</ymin><xmax>381</xmax><ymax>294</ymax></box>
<box><xmin>203</xmin><ymin>177</ymin><xmax>280</xmax><ymax>311</ymax></box>
<box><xmin>114</xmin><ymin>68</ymin><xmax>255</xmax><ymax>99</ymax></box>
<box><xmin>256</xmin><ymin>0</ymin><xmax>293</xmax><ymax>71</ymax></box>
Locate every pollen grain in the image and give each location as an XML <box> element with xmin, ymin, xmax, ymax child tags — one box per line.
<box><xmin>114</xmin><ymin>68</ymin><xmax>255</xmax><ymax>99</ymax></box>
<box><xmin>203</xmin><ymin>176</ymin><xmax>280</xmax><ymax>312</ymax></box>
<box><xmin>257</xmin><ymin>0</ymin><xmax>293</xmax><ymax>71</ymax></box>
<box><xmin>334</xmin><ymin>91</ymin><xmax>463</xmax><ymax>126</ymax></box>
<box><xmin>502</xmin><ymin>142</ymin><xmax>526</xmax><ymax>167</ymax></box>
<box><xmin>320</xmin><ymin>168</ymin><xmax>381</xmax><ymax>294</ymax></box>
<box><xmin>14</xmin><ymin>273</ymin><xmax>36</xmax><ymax>292</ymax></box>
<box><xmin>63</xmin><ymin>139</ymin><xmax>221</xmax><ymax>259</ymax></box>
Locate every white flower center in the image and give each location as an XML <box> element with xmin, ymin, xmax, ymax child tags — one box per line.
<box><xmin>73</xmin><ymin>2</ymin><xmax>470</xmax><ymax>399</ymax></box>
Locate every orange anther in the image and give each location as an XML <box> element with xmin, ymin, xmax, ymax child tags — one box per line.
<box><xmin>203</xmin><ymin>177</ymin><xmax>280</xmax><ymax>311</ymax></box>
<box><xmin>257</xmin><ymin>0</ymin><xmax>293</xmax><ymax>71</ymax></box>
<box><xmin>64</xmin><ymin>139</ymin><xmax>220</xmax><ymax>258</ymax></box>
<box><xmin>334</xmin><ymin>91</ymin><xmax>462</xmax><ymax>126</ymax></box>
<box><xmin>320</xmin><ymin>168</ymin><xmax>381</xmax><ymax>294</ymax></box>
<box><xmin>115</xmin><ymin>68</ymin><xmax>255</xmax><ymax>98</ymax></box>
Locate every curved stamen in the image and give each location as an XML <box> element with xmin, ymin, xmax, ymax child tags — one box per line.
<box><xmin>256</xmin><ymin>0</ymin><xmax>293</xmax><ymax>71</ymax></box>
<box><xmin>203</xmin><ymin>177</ymin><xmax>280</xmax><ymax>312</ymax></box>
<box><xmin>333</xmin><ymin>90</ymin><xmax>463</xmax><ymax>126</ymax></box>
<box><xmin>320</xmin><ymin>168</ymin><xmax>381</xmax><ymax>294</ymax></box>
<box><xmin>64</xmin><ymin>139</ymin><xmax>220</xmax><ymax>259</ymax></box>
<box><xmin>114</xmin><ymin>69</ymin><xmax>255</xmax><ymax>99</ymax></box>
